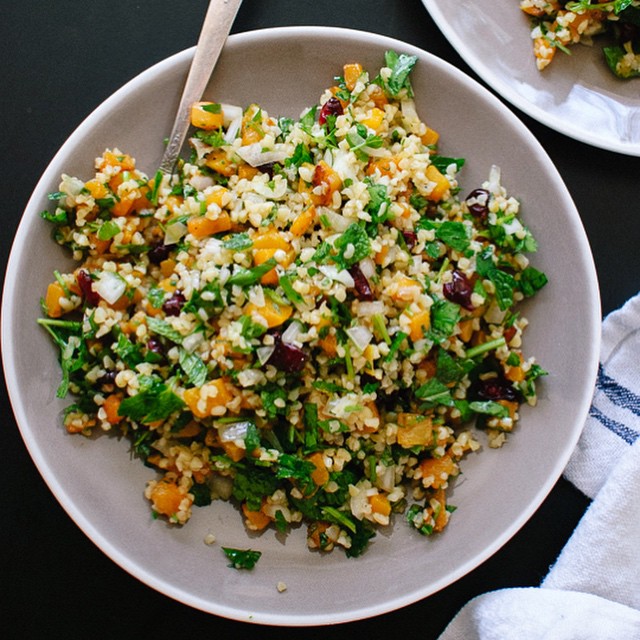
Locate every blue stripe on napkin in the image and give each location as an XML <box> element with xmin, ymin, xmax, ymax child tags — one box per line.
<box><xmin>591</xmin><ymin>364</ymin><xmax>640</xmax><ymax>445</ymax></box>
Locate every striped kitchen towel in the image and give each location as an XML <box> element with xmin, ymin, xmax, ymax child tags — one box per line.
<box><xmin>438</xmin><ymin>293</ymin><xmax>640</xmax><ymax>639</ymax></box>
<box><xmin>563</xmin><ymin>293</ymin><xmax>640</xmax><ymax>499</ymax></box>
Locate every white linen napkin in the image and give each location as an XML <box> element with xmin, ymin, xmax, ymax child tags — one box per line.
<box><xmin>438</xmin><ymin>294</ymin><xmax>640</xmax><ymax>639</ymax></box>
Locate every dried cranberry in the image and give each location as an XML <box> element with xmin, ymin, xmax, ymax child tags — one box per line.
<box><xmin>348</xmin><ymin>264</ymin><xmax>374</xmax><ymax>301</ymax></box>
<box><xmin>267</xmin><ymin>332</ymin><xmax>308</xmax><ymax>373</ymax></box>
<box><xmin>146</xmin><ymin>337</ymin><xmax>165</xmax><ymax>356</ymax></box>
<box><xmin>77</xmin><ymin>269</ymin><xmax>100</xmax><ymax>306</ymax></box>
<box><xmin>318</xmin><ymin>97</ymin><xmax>344</xmax><ymax>125</ymax></box>
<box><xmin>98</xmin><ymin>370</ymin><xmax>117</xmax><ymax>388</ymax></box>
<box><xmin>162</xmin><ymin>290</ymin><xmax>186</xmax><ymax>316</ymax></box>
<box><xmin>257</xmin><ymin>162</ymin><xmax>275</xmax><ymax>178</ymax></box>
<box><xmin>474</xmin><ymin>376</ymin><xmax>519</xmax><ymax>402</ymax></box>
<box><xmin>443</xmin><ymin>270</ymin><xmax>474</xmax><ymax>310</ymax></box>
<box><xmin>465</xmin><ymin>188</ymin><xmax>490</xmax><ymax>220</ymax></box>
<box><xmin>148</xmin><ymin>242</ymin><xmax>171</xmax><ymax>265</ymax></box>
<box><xmin>617</xmin><ymin>23</ymin><xmax>638</xmax><ymax>44</ymax></box>
<box><xmin>402</xmin><ymin>230</ymin><xmax>417</xmax><ymax>250</ymax></box>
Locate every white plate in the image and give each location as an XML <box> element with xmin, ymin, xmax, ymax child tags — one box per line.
<box><xmin>1</xmin><ymin>26</ymin><xmax>600</xmax><ymax>625</ymax></box>
<box><xmin>424</xmin><ymin>0</ymin><xmax>640</xmax><ymax>155</ymax></box>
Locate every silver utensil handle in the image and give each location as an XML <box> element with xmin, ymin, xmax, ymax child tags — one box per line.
<box><xmin>159</xmin><ymin>0</ymin><xmax>242</xmax><ymax>174</ymax></box>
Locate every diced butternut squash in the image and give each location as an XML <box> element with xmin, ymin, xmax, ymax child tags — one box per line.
<box><xmin>318</xmin><ymin>332</ymin><xmax>337</xmax><ymax>357</ymax></box>
<box><xmin>159</xmin><ymin>258</ymin><xmax>176</xmax><ymax>278</ymax></box>
<box><xmin>237</xmin><ymin>164</ymin><xmax>260</xmax><ymax>180</ymax></box>
<box><xmin>241</xmin><ymin>104</ymin><xmax>265</xmax><ymax>145</ymax></box>
<box><xmin>505</xmin><ymin>354</ymin><xmax>526</xmax><ymax>382</ymax></box>
<box><xmin>183</xmin><ymin>379</ymin><xmax>234</xmax><ymax>419</ymax></box>
<box><xmin>98</xmin><ymin>150</ymin><xmax>135</xmax><ymax>172</ymax></box>
<box><xmin>164</xmin><ymin>194</ymin><xmax>183</xmax><ymax>214</ymax></box>
<box><xmin>84</xmin><ymin>179</ymin><xmax>109</xmax><ymax>201</ymax></box>
<box><xmin>421</xmin><ymin>127</ymin><xmax>440</xmax><ymax>148</ymax></box>
<box><xmin>308</xmin><ymin>452</ymin><xmax>329</xmax><ymax>487</ymax></box>
<box><xmin>205</xmin><ymin>150</ymin><xmax>236</xmax><ymax>177</ymax></box>
<box><xmin>431</xmin><ymin>488</ymin><xmax>449</xmax><ymax>532</ymax></box>
<box><xmin>311</xmin><ymin>160</ymin><xmax>342</xmax><ymax>206</ymax></box>
<box><xmin>187</xmin><ymin>212</ymin><xmax>232</xmax><ymax>238</ymax></box>
<box><xmin>252</xmin><ymin>229</ymin><xmax>290</xmax><ymax>251</ymax></box>
<box><xmin>408</xmin><ymin>309</ymin><xmax>431</xmax><ymax>342</ymax></box>
<box><xmin>343</xmin><ymin>62</ymin><xmax>363</xmax><ymax>91</ymax></box>
<box><xmin>396</xmin><ymin>413</ymin><xmax>433</xmax><ymax>448</ymax></box>
<box><xmin>368</xmin><ymin>83</ymin><xmax>388</xmax><ymax>109</ymax></box>
<box><xmin>290</xmin><ymin>205</ymin><xmax>316</xmax><ymax>236</ymax></box>
<box><xmin>419</xmin><ymin>454</ymin><xmax>458</xmax><ymax>489</ymax></box>
<box><xmin>390</xmin><ymin>276</ymin><xmax>421</xmax><ymax>301</ymax></box>
<box><xmin>369</xmin><ymin>493</ymin><xmax>391</xmax><ymax>517</ymax></box>
<box><xmin>111</xmin><ymin>193</ymin><xmax>137</xmax><ymax>217</ymax></box>
<box><xmin>458</xmin><ymin>318</ymin><xmax>475</xmax><ymax>343</ymax></box>
<box><xmin>102</xmin><ymin>393</ymin><xmax>124</xmax><ymax>425</ymax></box>
<box><xmin>242</xmin><ymin>501</ymin><xmax>271</xmax><ymax>531</ymax></box>
<box><xmin>245</xmin><ymin>298</ymin><xmax>293</xmax><ymax>328</ymax></box>
<box><xmin>361</xmin><ymin>107</ymin><xmax>385</xmax><ymax>132</ymax></box>
<box><xmin>190</xmin><ymin>101</ymin><xmax>224</xmax><ymax>130</ymax></box>
<box><xmin>205</xmin><ymin>186</ymin><xmax>228</xmax><ymax>207</ymax></box>
<box><xmin>45</xmin><ymin>281</ymin><xmax>66</xmax><ymax>318</ymax></box>
<box><xmin>425</xmin><ymin>164</ymin><xmax>450</xmax><ymax>202</ymax></box>
<box><xmin>366</xmin><ymin>156</ymin><xmax>398</xmax><ymax>177</ymax></box>
<box><xmin>149</xmin><ymin>478</ymin><xmax>186</xmax><ymax>517</ymax></box>
<box><xmin>221</xmin><ymin>439</ymin><xmax>246</xmax><ymax>462</ymax></box>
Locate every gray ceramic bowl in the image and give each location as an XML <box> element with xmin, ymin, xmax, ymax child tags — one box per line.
<box><xmin>424</xmin><ymin>0</ymin><xmax>640</xmax><ymax>156</ymax></box>
<box><xmin>2</xmin><ymin>27</ymin><xmax>600</xmax><ymax>625</ymax></box>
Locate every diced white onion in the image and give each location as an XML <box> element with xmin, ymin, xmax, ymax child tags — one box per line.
<box><xmin>363</xmin><ymin>145</ymin><xmax>387</xmax><ymax>158</ymax></box>
<box><xmin>257</xmin><ymin>345</ymin><xmax>276</xmax><ymax>365</ymax></box>
<box><xmin>320</xmin><ymin>208</ymin><xmax>352</xmax><ymax>232</ymax></box>
<box><xmin>237</xmin><ymin>369</ymin><xmax>266</xmax><ymax>388</ymax></box>
<box><xmin>235</xmin><ymin>142</ymin><xmax>289</xmax><ymax>168</ymax></box>
<box><xmin>93</xmin><ymin>271</ymin><xmax>126</xmax><ymax>305</ymax></box>
<box><xmin>359</xmin><ymin>257</ymin><xmax>376</xmax><ymax>280</ymax></box>
<box><xmin>224</xmin><ymin>116</ymin><xmax>242</xmax><ymax>144</ymax></box>
<box><xmin>165</xmin><ymin>220</ymin><xmax>188</xmax><ymax>245</ymax></box>
<box><xmin>182</xmin><ymin>332</ymin><xmax>203</xmax><ymax>353</ymax></box>
<box><xmin>356</xmin><ymin>300</ymin><xmax>385</xmax><ymax>317</ymax></box>
<box><xmin>189</xmin><ymin>174</ymin><xmax>214</xmax><ymax>191</ymax></box>
<box><xmin>318</xmin><ymin>264</ymin><xmax>355</xmax><ymax>288</ymax></box>
<box><xmin>218</xmin><ymin>420</ymin><xmax>251</xmax><ymax>443</ymax></box>
<box><xmin>487</xmin><ymin>164</ymin><xmax>502</xmax><ymax>194</ymax></box>
<box><xmin>190</xmin><ymin>137</ymin><xmax>213</xmax><ymax>161</ymax></box>
<box><xmin>281</xmin><ymin>320</ymin><xmax>303</xmax><ymax>346</ymax></box>
<box><xmin>346</xmin><ymin>326</ymin><xmax>373</xmax><ymax>353</ymax></box>
<box><xmin>221</xmin><ymin>103</ymin><xmax>243</xmax><ymax>126</ymax></box>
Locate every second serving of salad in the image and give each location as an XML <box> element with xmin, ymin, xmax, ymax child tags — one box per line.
<box><xmin>39</xmin><ymin>52</ymin><xmax>547</xmax><ymax>559</ymax></box>
<box><xmin>520</xmin><ymin>0</ymin><xmax>640</xmax><ymax>77</ymax></box>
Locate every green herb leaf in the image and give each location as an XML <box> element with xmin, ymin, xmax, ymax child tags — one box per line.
<box><xmin>222</xmin><ymin>547</ymin><xmax>262</xmax><ymax>570</ymax></box>
<box><xmin>333</xmin><ymin>223</ymin><xmax>371</xmax><ymax>268</ymax></box>
<box><xmin>146</xmin><ymin>316</ymin><xmax>184</xmax><ymax>344</ymax></box>
<box><xmin>226</xmin><ymin>258</ymin><xmax>277</xmax><ymax>288</ymax></box>
<box><xmin>469</xmin><ymin>400</ymin><xmax>509</xmax><ymax>418</ymax></box>
<box><xmin>97</xmin><ymin>220</ymin><xmax>120</xmax><ymax>241</ymax></box>
<box><xmin>435</xmin><ymin>221</ymin><xmax>469</xmax><ymax>252</ymax></box>
<box><xmin>384</xmin><ymin>50</ymin><xmax>418</xmax><ymax>97</ymax></box>
<box><xmin>222</xmin><ymin>232</ymin><xmax>253</xmax><ymax>251</ymax></box>
<box><xmin>178</xmin><ymin>347</ymin><xmax>208</xmax><ymax>386</ymax></box>
<box><xmin>118</xmin><ymin>377</ymin><xmax>184</xmax><ymax>423</ymax></box>
<box><xmin>431</xmin><ymin>156</ymin><xmax>465</xmax><ymax>173</ymax></box>
<box><xmin>415</xmin><ymin>378</ymin><xmax>454</xmax><ymax>408</ymax></box>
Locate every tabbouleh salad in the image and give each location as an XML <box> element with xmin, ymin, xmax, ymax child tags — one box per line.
<box><xmin>39</xmin><ymin>52</ymin><xmax>548</xmax><ymax>558</ymax></box>
<box><xmin>521</xmin><ymin>0</ymin><xmax>640</xmax><ymax>76</ymax></box>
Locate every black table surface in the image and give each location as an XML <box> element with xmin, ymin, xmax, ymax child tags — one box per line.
<box><xmin>2</xmin><ymin>1</ymin><xmax>636</xmax><ymax>637</ymax></box>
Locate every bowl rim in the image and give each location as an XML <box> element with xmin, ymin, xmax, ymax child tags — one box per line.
<box><xmin>1</xmin><ymin>25</ymin><xmax>601</xmax><ymax>625</ymax></box>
